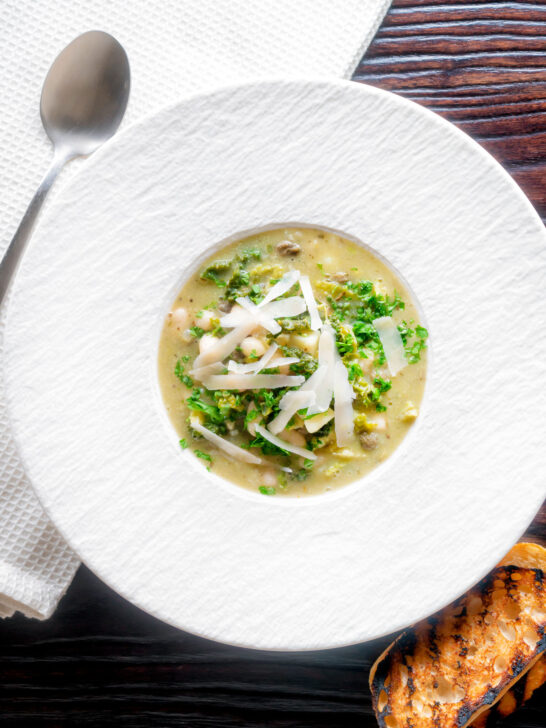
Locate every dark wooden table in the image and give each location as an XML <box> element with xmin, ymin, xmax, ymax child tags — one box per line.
<box><xmin>1</xmin><ymin>2</ymin><xmax>545</xmax><ymax>726</ymax></box>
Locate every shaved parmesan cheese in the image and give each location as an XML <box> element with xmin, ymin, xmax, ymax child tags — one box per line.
<box><xmin>190</xmin><ymin>361</ymin><xmax>224</xmax><ymax>380</ymax></box>
<box><xmin>299</xmin><ymin>363</ymin><xmax>328</xmax><ymax>393</ymax></box>
<box><xmin>236</xmin><ymin>297</ymin><xmax>255</xmax><ymax>313</ymax></box>
<box><xmin>219</xmin><ymin>304</ymin><xmax>251</xmax><ymax>329</ymax></box>
<box><xmin>236</xmin><ymin>297</ymin><xmax>280</xmax><ymax>334</ymax></box>
<box><xmin>265</xmin><ymin>365</ymin><xmax>326</xmax><ymax>435</ymax></box>
<box><xmin>307</xmin><ymin>326</ymin><xmax>336</xmax><ymax>415</ymax></box>
<box><xmin>236</xmin><ymin>296</ymin><xmax>306</xmax><ymax>333</ymax></box>
<box><xmin>227</xmin><ymin>360</ymin><xmax>258</xmax><ymax>374</ymax></box>
<box><xmin>252</xmin><ymin>342</ymin><xmax>278</xmax><ymax>370</ymax></box>
<box><xmin>333</xmin><ymin>360</ymin><xmax>355</xmax><ymax>447</ymax></box>
<box><xmin>190</xmin><ymin>422</ymin><xmax>262</xmax><ymax>465</ymax></box>
<box><xmin>193</xmin><ymin>320</ymin><xmax>255</xmax><ymax>368</ymax></box>
<box><xmin>262</xmin><ymin>296</ymin><xmax>306</xmax><ymax>319</ymax></box>
<box><xmin>203</xmin><ymin>373</ymin><xmax>304</xmax><ymax>390</ymax></box>
<box><xmin>301</xmin><ymin>326</ymin><xmax>352</xmax><ymax>446</ymax></box>
<box><xmin>254</xmin><ymin>424</ymin><xmax>316</xmax><ymax>461</ymax></box>
<box><xmin>227</xmin><ymin>343</ymin><xmax>278</xmax><ymax>375</ymax></box>
<box><xmin>304</xmin><ymin>409</ymin><xmax>334</xmax><ymax>434</ymax></box>
<box><xmin>268</xmin><ymin>356</ymin><xmax>300</xmax><ymax>368</ymax></box>
<box><xmin>259</xmin><ymin>270</ymin><xmax>300</xmax><ymax>306</ymax></box>
<box><xmin>268</xmin><ymin>390</ymin><xmax>316</xmax><ymax>435</ymax></box>
<box><xmin>372</xmin><ymin>316</ymin><xmax>407</xmax><ymax>376</ymax></box>
<box><xmin>299</xmin><ymin>275</ymin><xmax>322</xmax><ymax>330</ymax></box>
<box><xmin>220</xmin><ymin>297</ymin><xmax>305</xmax><ymax>336</ymax></box>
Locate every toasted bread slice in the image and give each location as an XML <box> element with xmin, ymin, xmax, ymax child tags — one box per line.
<box><xmin>369</xmin><ymin>565</ymin><xmax>546</xmax><ymax>728</ymax></box>
<box><xmin>498</xmin><ymin>541</ymin><xmax>546</xmax><ymax>571</ymax></box>
<box><xmin>468</xmin><ymin>543</ymin><xmax>546</xmax><ymax>727</ymax></box>
<box><xmin>469</xmin><ymin>655</ymin><xmax>546</xmax><ymax>727</ymax></box>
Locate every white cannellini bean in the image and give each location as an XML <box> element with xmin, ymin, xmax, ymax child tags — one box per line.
<box><xmin>291</xmin><ymin>332</ymin><xmax>319</xmax><ymax>355</ymax></box>
<box><xmin>261</xmin><ymin>469</ymin><xmax>277</xmax><ymax>488</ymax></box>
<box><xmin>241</xmin><ymin>336</ymin><xmax>266</xmax><ymax>359</ymax></box>
<box><xmin>170</xmin><ymin>307</ymin><xmax>190</xmax><ymax>332</ymax></box>
<box><xmin>281</xmin><ymin>429</ymin><xmax>307</xmax><ymax>449</ymax></box>
<box><xmin>199</xmin><ymin>334</ymin><xmax>217</xmax><ymax>353</ymax></box>
<box><xmin>197</xmin><ymin>310</ymin><xmax>215</xmax><ymax>331</ymax></box>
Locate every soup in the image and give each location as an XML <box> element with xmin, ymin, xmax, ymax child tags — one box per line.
<box><xmin>158</xmin><ymin>228</ymin><xmax>427</xmax><ymax>496</ymax></box>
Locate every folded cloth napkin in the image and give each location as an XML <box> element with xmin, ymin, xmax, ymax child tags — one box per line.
<box><xmin>0</xmin><ymin>0</ymin><xmax>392</xmax><ymax>619</ymax></box>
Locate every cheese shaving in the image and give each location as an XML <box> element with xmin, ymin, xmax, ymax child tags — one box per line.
<box><xmin>236</xmin><ymin>297</ymin><xmax>280</xmax><ymax>334</ymax></box>
<box><xmin>203</xmin><ymin>373</ymin><xmax>304</xmax><ymax>390</ymax></box>
<box><xmin>220</xmin><ymin>297</ymin><xmax>305</xmax><ymax>335</ymax></box>
<box><xmin>219</xmin><ymin>304</ymin><xmax>253</xmax><ymax>329</ymax></box>
<box><xmin>268</xmin><ymin>356</ymin><xmax>300</xmax><ymax>368</ymax></box>
<box><xmin>299</xmin><ymin>275</ymin><xmax>322</xmax><ymax>330</ymax></box>
<box><xmin>268</xmin><ymin>390</ymin><xmax>316</xmax><ymax>435</ymax></box>
<box><xmin>259</xmin><ymin>270</ymin><xmax>300</xmax><ymax>306</ymax></box>
<box><xmin>266</xmin><ymin>365</ymin><xmax>326</xmax><ymax>434</ymax></box>
<box><xmin>261</xmin><ymin>296</ymin><xmax>306</xmax><ymax>319</ymax></box>
<box><xmin>227</xmin><ymin>360</ymin><xmax>258</xmax><ymax>374</ymax></box>
<box><xmin>333</xmin><ymin>360</ymin><xmax>355</xmax><ymax>447</ymax></box>
<box><xmin>299</xmin><ymin>363</ymin><xmax>328</xmax><ymax>394</ymax></box>
<box><xmin>249</xmin><ymin>342</ymin><xmax>279</xmax><ymax>373</ymax></box>
<box><xmin>307</xmin><ymin>326</ymin><xmax>336</xmax><ymax>414</ymax></box>
<box><xmin>372</xmin><ymin>316</ymin><xmax>407</xmax><ymax>376</ymax></box>
<box><xmin>190</xmin><ymin>361</ymin><xmax>224</xmax><ymax>380</ymax></box>
<box><xmin>254</xmin><ymin>424</ymin><xmax>316</xmax><ymax>461</ymax></box>
<box><xmin>227</xmin><ymin>343</ymin><xmax>278</xmax><ymax>375</ymax></box>
<box><xmin>304</xmin><ymin>409</ymin><xmax>334</xmax><ymax>434</ymax></box>
<box><xmin>190</xmin><ymin>422</ymin><xmax>263</xmax><ymax>465</ymax></box>
<box><xmin>193</xmin><ymin>320</ymin><xmax>255</xmax><ymax>368</ymax></box>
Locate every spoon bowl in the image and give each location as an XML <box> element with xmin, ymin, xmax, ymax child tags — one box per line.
<box><xmin>41</xmin><ymin>31</ymin><xmax>130</xmax><ymax>156</ymax></box>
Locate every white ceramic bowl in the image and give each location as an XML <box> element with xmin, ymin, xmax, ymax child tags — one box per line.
<box><xmin>4</xmin><ymin>79</ymin><xmax>546</xmax><ymax>650</ymax></box>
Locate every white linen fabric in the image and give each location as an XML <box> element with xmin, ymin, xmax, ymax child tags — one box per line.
<box><xmin>0</xmin><ymin>0</ymin><xmax>391</xmax><ymax>619</ymax></box>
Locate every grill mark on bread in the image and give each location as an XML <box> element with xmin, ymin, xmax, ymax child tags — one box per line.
<box><xmin>369</xmin><ymin>565</ymin><xmax>546</xmax><ymax>728</ymax></box>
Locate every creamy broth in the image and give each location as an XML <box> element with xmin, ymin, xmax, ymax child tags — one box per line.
<box><xmin>158</xmin><ymin>228</ymin><xmax>427</xmax><ymax>497</ymax></box>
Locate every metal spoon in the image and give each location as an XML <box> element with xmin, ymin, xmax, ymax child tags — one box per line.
<box><xmin>0</xmin><ymin>30</ymin><xmax>130</xmax><ymax>306</ymax></box>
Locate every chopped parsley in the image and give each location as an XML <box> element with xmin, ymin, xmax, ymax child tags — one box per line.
<box><xmin>187</xmin><ymin>390</ymin><xmax>226</xmax><ymax>432</ymax></box>
<box><xmin>369</xmin><ymin>376</ymin><xmax>392</xmax><ymax>412</ymax></box>
<box><xmin>174</xmin><ymin>360</ymin><xmax>193</xmax><ymax>388</ymax></box>
<box><xmin>348</xmin><ymin>362</ymin><xmax>363</xmax><ymax>381</ymax></box>
<box><xmin>200</xmin><ymin>259</ymin><xmax>230</xmax><ymax>287</ymax></box>
<box><xmin>194</xmin><ymin>449</ymin><xmax>212</xmax><ymax>463</ymax></box>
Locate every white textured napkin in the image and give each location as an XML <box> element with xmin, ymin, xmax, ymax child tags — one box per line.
<box><xmin>0</xmin><ymin>0</ymin><xmax>391</xmax><ymax>619</ymax></box>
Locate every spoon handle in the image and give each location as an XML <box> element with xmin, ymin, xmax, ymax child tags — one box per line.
<box><xmin>0</xmin><ymin>152</ymin><xmax>70</xmax><ymax>308</ymax></box>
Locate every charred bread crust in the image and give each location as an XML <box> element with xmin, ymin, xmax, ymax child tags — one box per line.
<box><xmin>369</xmin><ymin>565</ymin><xmax>545</xmax><ymax>728</ymax></box>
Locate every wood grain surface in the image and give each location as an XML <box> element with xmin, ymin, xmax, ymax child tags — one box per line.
<box><xmin>1</xmin><ymin>2</ymin><xmax>545</xmax><ymax>726</ymax></box>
